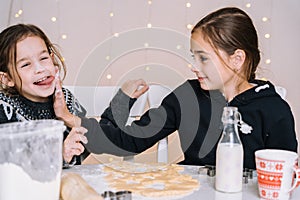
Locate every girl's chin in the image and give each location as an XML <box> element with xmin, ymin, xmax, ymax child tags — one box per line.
<box><xmin>199</xmin><ymin>81</ymin><xmax>218</xmax><ymax>91</ymax></box>
<box><xmin>23</xmin><ymin>95</ymin><xmax>50</xmax><ymax>103</ymax></box>
<box><xmin>199</xmin><ymin>82</ymin><xmax>210</xmax><ymax>90</ymax></box>
<box><xmin>42</xmin><ymin>85</ymin><xmax>56</xmax><ymax>94</ymax></box>
<box><xmin>35</xmin><ymin>88</ymin><xmax>56</xmax><ymax>100</ymax></box>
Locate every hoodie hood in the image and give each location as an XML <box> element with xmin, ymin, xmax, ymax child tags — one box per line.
<box><xmin>230</xmin><ymin>80</ymin><xmax>281</xmax><ymax>106</ymax></box>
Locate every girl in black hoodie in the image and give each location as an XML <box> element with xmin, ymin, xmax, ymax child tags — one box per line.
<box><xmin>56</xmin><ymin>7</ymin><xmax>298</xmax><ymax>169</ymax></box>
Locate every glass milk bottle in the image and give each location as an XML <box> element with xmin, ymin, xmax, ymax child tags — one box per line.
<box><xmin>215</xmin><ymin>106</ymin><xmax>243</xmax><ymax>193</ymax></box>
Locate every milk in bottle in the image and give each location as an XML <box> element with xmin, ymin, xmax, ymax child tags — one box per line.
<box><xmin>215</xmin><ymin>106</ymin><xmax>243</xmax><ymax>193</ymax></box>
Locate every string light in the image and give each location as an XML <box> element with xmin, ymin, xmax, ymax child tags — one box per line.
<box><xmin>264</xmin><ymin>33</ymin><xmax>271</xmax><ymax>39</ymax></box>
<box><xmin>185</xmin><ymin>1</ymin><xmax>193</xmax><ymax>68</ymax></box>
<box><xmin>51</xmin><ymin>17</ymin><xmax>57</xmax><ymax>22</ymax></box>
<box><xmin>14</xmin><ymin>9</ymin><xmax>23</xmax><ymax>18</ymax></box>
<box><xmin>106</xmin><ymin>0</ymin><xmax>115</xmax><ymax>81</ymax></box>
<box><xmin>144</xmin><ymin>0</ymin><xmax>153</xmax><ymax>73</ymax></box>
<box><xmin>106</xmin><ymin>74</ymin><xmax>112</xmax><ymax>79</ymax></box>
<box><xmin>262</xmin><ymin>15</ymin><xmax>271</xmax><ymax>66</ymax></box>
<box><xmin>147</xmin><ymin>0</ymin><xmax>153</xmax><ymax>29</ymax></box>
<box><xmin>185</xmin><ymin>1</ymin><xmax>193</xmax><ymax>32</ymax></box>
<box><xmin>9</xmin><ymin>1</ymin><xmax>276</xmax><ymax>84</ymax></box>
<box><xmin>262</xmin><ymin>17</ymin><xmax>269</xmax><ymax>22</ymax></box>
<box><xmin>186</xmin><ymin>24</ymin><xmax>193</xmax><ymax>30</ymax></box>
<box><xmin>144</xmin><ymin>43</ymin><xmax>149</xmax><ymax>48</ymax></box>
<box><xmin>113</xmin><ymin>32</ymin><xmax>119</xmax><ymax>37</ymax></box>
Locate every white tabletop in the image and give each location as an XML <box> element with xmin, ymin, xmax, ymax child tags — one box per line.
<box><xmin>62</xmin><ymin>164</ymin><xmax>300</xmax><ymax>200</ymax></box>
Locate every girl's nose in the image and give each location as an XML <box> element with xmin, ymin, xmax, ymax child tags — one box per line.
<box><xmin>191</xmin><ymin>63</ymin><xmax>200</xmax><ymax>73</ymax></box>
<box><xmin>34</xmin><ymin>63</ymin><xmax>46</xmax><ymax>73</ymax></box>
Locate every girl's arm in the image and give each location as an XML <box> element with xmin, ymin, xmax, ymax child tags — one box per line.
<box><xmin>121</xmin><ymin>79</ymin><xmax>149</xmax><ymax>98</ymax></box>
<box><xmin>81</xmin><ymin>82</ymin><xmax>179</xmax><ymax>155</ymax></box>
<box><xmin>54</xmin><ymin>78</ymin><xmax>148</xmax><ymax>128</ymax></box>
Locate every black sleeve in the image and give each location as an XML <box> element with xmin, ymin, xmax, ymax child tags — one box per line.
<box><xmin>81</xmin><ymin>89</ymin><xmax>179</xmax><ymax>156</ymax></box>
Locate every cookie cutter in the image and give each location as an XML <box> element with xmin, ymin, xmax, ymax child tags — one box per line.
<box><xmin>101</xmin><ymin>190</ymin><xmax>132</xmax><ymax>200</ymax></box>
<box><xmin>198</xmin><ymin>165</ymin><xmax>257</xmax><ymax>184</ymax></box>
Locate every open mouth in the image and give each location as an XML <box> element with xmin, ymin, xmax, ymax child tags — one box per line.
<box><xmin>33</xmin><ymin>76</ymin><xmax>54</xmax><ymax>85</ymax></box>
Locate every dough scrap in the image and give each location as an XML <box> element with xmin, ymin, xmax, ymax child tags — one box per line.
<box><xmin>103</xmin><ymin>162</ymin><xmax>199</xmax><ymax>198</ymax></box>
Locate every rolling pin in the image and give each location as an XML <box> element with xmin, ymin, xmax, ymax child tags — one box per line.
<box><xmin>60</xmin><ymin>172</ymin><xmax>103</xmax><ymax>200</ymax></box>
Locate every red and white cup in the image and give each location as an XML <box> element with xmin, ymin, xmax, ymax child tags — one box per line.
<box><xmin>255</xmin><ymin>149</ymin><xmax>300</xmax><ymax>200</ymax></box>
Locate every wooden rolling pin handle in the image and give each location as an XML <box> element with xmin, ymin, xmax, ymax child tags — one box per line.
<box><xmin>60</xmin><ymin>172</ymin><xmax>103</xmax><ymax>200</ymax></box>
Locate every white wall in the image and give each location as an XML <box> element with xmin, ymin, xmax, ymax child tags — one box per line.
<box><xmin>0</xmin><ymin>0</ymin><xmax>299</xmax><ymax>144</ymax></box>
<box><xmin>270</xmin><ymin>1</ymin><xmax>300</xmax><ymax>151</ymax></box>
<box><xmin>0</xmin><ymin>0</ymin><xmax>10</xmax><ymax>31</ymax></box>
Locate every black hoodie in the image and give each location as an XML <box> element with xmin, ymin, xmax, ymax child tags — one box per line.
<box><xmin>82</xmin><ymin>79</ymin><xmax>298</xmax><ymax>169</ymax></box>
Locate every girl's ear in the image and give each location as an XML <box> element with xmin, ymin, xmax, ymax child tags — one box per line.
<box><xmin>230</xmin><ymin>49</ymin><xmax>246</xmax><ymax>71</ymax></box>
<box><xmin>0</xmin><ymin>72</ymin><xmax>15</xmax><ymax>87</ymax></box>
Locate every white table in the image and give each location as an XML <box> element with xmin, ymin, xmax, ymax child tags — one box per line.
<box><xmin>62</xmin><ymin>164</ymin><xmax>300</xmax><ymax>200</ymax></box>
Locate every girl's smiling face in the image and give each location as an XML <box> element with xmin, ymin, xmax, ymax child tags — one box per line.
<box><xmin>190</xmin><ymin>31</ymin><xmax>238</xmax><ymax>94</ymax></box>
<box><xmin>12</xmin><ymin>36</ymin><xmax>57</xmax><ymax>102</ymax></box>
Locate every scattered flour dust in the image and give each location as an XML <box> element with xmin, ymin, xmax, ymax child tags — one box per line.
<box><xmin>0</xmin><ymin>163</ymin><xmax>61</xmax><ymax>200</ymax></box>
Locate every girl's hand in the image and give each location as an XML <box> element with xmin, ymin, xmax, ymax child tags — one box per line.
<box><xmin>53</xmin><ymin>71</ymin><xmax>81</xmax><ymax>128</ymax></box>
<box><xmin>121</xmin><ymin>79</ymin><xmax>149</xmax><ymax>98</ymax></box>
<box><xmin>53</xmin><ymin>71</ymin><xmax>68</xmax><ymax>118</ymax></box>
<box><xmin>63</xmin><ymin>127</ymin><xmax>88</xmax><ymax>163</ymax></box>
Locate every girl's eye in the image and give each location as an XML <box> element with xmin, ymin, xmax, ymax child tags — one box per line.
<box><xmin>41</xmin><ymin>56</ymin><xmax>49</xmax><ymax>61</ymax></box>
<box><xmin>193</xmin><ymin>54</ymin><xmax>208</xmax><ymax>63</ymax></box>
<box><xmin>199</xmin><ymin>55</ymin><xmax>208</xmax><ymax>62</ymax></box>
<box><xmin>20</xmin><ymin>63</ymin><xmax>30</xmax><ymax>68</ymax></box>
